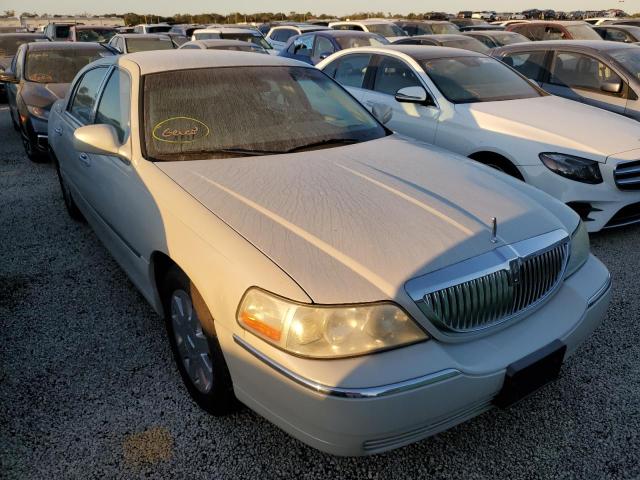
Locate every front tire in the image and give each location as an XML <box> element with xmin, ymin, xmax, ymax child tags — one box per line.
<box><xmin>163</xmin><ymin>267</ymin><xmax>237</xmax><ymax>415</ymax></box>
<box><xmin>21</xmin><ymin>126</ymin><xmax>47</xmax><ymax>163</ymax></box>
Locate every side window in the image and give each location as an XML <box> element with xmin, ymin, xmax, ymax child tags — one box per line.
<box><xmin>471</xmin><ymin>35</ymin><xmax>493</xmax><ymax>47</ymax></box>
<box><xmin>68</xmin><ymin>67</ymin><xmax>108</xmax><ymax>124</ymax></box>
<box><xmin>333</xmin><ymin>54</ymin><xmax>372</xmax><ymax>89</ymax></box>
<box><xmin>291</xmin><ymin>35</ymin><xmax>314</xmax><ymax>56</ymax></box>
<box><xmin>95</xmin><ymin>69</ymin><xmax>131</xmax><ymax>143</ymax></box>
<box><xmin>402</xmin><ymin>25</ymin><xmax>417</xmax><ymax>35</ymax></box>
<box><xmin>274</xmin><ymin>29</ymin><xmax>295</xmax><ymax>42</ymax></box>
<box><xmin>605</xmin><ymin>29</ymin><xmax>630</xmax><ymax>42</ymax></box>
<box><xmin>314</xmin><ymin>36</ymin><xmax>334</xmax><ymax>58</ymax></box>
<box><xmin>550</xmin><ymin>52</ymin><xmax>622</xmax><ymax>93</ymax></box>
<box><xmin>526</xmin><ymin>26</ymin><xmax>545</xmax><ymax>41</ymax></box>
<box><xmin>372</xmin><ymin>56</ymin><xmax>421</xmax><ymax>96</ymax></box>
<box><xmin>502</xmin><ymin>51</ymin><xmax>548</xmax><ymax>81</ymax></box>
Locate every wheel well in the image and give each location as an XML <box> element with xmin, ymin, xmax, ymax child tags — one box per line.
<box><xmin>468</xmin><ymin>151</ymin><xmax>524</xmax><ymax>181</ymax></box>
<box><xmin>151</xmin><ymin>251</ymin><xmax>177</xmax><ymax>301</ymax></box>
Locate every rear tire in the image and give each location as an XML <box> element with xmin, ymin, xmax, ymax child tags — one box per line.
<box><xmin>163</xmin><ymin>266</ymin><xmax>238</xmax><ymax>415</ymax></box>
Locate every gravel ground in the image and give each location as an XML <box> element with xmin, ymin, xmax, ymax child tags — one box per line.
<box><xmin>1</xmin><ymin>105</ymin><xmax>639</xmax><ymax>479</ymax></box>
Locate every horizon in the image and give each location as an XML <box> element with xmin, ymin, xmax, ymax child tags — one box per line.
<box><xmin>4</xmin><ymin>1</ymin><xmax>635</xmax><ymax>18</ymax></box>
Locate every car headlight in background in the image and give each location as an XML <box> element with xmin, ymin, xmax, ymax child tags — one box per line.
<box><xmin>237</xmin><ymin>288</ymin><xmax>428</xmax><ymax>358</ymax></box>
<box><xmin>26</xmin><ymin>105</ymin><xmax>49</xmax><ymax>120</ymax></box>
<box><xmin>539</xmin><ymin>153</ymin><xmax>603</xmax><ymax>184</ymax></box>
<box><xmin>566</xmin><ymin>220</ymin><xmax>590</xmax><ymax>278</ymax></box>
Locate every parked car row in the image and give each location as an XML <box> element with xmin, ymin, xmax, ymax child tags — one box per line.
<box><xmin>1</xmin><ymin>30</ymin><xmax>637</xmax><ymax>457</ymax></box>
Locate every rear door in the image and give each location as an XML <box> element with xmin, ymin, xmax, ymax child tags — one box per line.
<box><xmin>545</xmin><ymin>50</ymin><xmax>628</xmax><ymax>114</ymax></box>
<box><xmin>326</xmin><ymin>52</ymin><xmax>374</xmax><ymax>103</ymax></box>
<box><xmin>56</xmin><ymin>66</ymin><xmax>110</xmax><ymax>208</ymax></box>
<box><xmin>362</xmin><ymin>54</ymin><xmax>439</xmax><ymax>143</ymax></box>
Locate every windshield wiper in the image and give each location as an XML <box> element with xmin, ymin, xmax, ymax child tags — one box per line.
<box><xmin>284</xmin><ymin>138</ymin><xmax>361</xmax><ymax>153</ymax></box>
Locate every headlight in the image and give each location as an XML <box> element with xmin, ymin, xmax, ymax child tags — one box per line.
<box><xmin>539</xmin><ymin>153</ymin><xmax>602</xmax><ymax>184</ymax></box>
<box><xmin>237</xmin><ymin>288</ymin><xmax>428</xmax><ymax>358</ymax></box>
<box><xmin>26</xmin><ymin>105</ymin><xmax>49</xmax><ymax>120</ymax></box>
<box><xmin>565</xmin><ymin>220</ymin><xmax>590</xmax><ymax>278</ymax></box>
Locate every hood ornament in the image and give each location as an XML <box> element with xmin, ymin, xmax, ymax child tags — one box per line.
<box><xmin>491</xmin><ymin>217</ymin><xmax>498</xmax><ymax>244</ymax></box>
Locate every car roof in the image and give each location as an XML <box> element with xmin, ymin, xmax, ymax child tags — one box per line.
<box><xmin>0</xmin><ymin>33</ymin><xmax>46</xmax><ymax>38</ymax></box>
<box><xmin>26</xmin><ymin>41</ymin><xmax>108</xmax><ymax>51</ymax></box>
<box><xmin>494</xmin><ymin>39</ymin><xmax>636</xmax><ymax>51</ymax></box>
<box><xmin>406</xmin><ymin>34</ymin><xmax>475</xmax><ymax>41</ymax></box>
<box><xmin>516</xmin><ymin>20</ymin><xmax>590</xmax><ymax>25</ymax></box>
<box><xmin>73</xmin><ymin>25</ymin><xmax>116</xmax><ymax>30</ymax></box>
<box><xmin>331</xmin><ymin>19</ymin><xmax>395</xmax><ymax>25</ymax></box>
<box><xmin>395</xmin><ymin>20</ymin><xmax>453</xmax><ymax>24</ymax></box>
<box><xmin>120</xmin><ymin>49</ymin><xmax>311</xmax><ymax>74</ymax></box>
<box><xmin>379</xmin><ymin>44</ymin><xmax>483</xmax><ymax>60</ymax></box>
<box><xmin>595</xmin><ymin>24</ymin><xmax>640</xmax><ymax>31</ymax></box>
<box><xmin>463</xmin><ymin>30</ymin><xmax>523</xmax><ymax>37</ymax></box>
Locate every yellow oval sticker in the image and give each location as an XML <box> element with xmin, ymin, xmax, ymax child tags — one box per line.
<box><xmin>152</xmin><ymin>117</ymin><xmax>210</xmax><ymax>144</ymax></box>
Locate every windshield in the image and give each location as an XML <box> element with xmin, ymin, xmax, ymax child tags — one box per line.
<box><xmin>421</xmin><ymin>56</ymin><xmax>542</xmax><ymax>103</ymax></box>
<box><xmin>210</xmin><ymin>44</ymin><xmax>267</xmax><ymax>53</ymax></box>
<box><xmin>366</xmin><ymin>23</ymin><xmax>407</xmax><ymax>38</ymax></box>
<box><xmin>441</xmin><ymin>38</ymin><xmax>490</xmax><ymax>54</ymax></box>
<box><xmin>218</xmin><ymin>32</ymin><xmax>272</xmax><ymax>50</ymax></box>
<box><xmin>431</xmin><ymin>23</ymin><xmax>459</xmax><ymax>34</ymax></box>
<box><xmin>125</xmin><ymin>37</ymin><xmax>174</xmax><ymax>53</ymax></box>
<box><xmin>147</xmin><ymin>26</ymin><xmax>171</xmax><ymax>33</ymax></box>
<box><xmin>143</xmin><ymin>66</ymin><xmax>386</xmax><ymax>161</ymax></box>
<box><xmin>610</xmin><ymin>48</ymin><xmax>640</xmax><ymax>79</ymax></box>
<box><xmin>25</xmin><ymin>47</ymin><xmax>111</xmax><ymax>83</ymax></box>
<box><xmin>565</xmin><ymin>24</ymin><xmax>601</xmax><ymax>40</ymax></box>
<box><xmin>335</xmin><ymin>34</ymin><xmax>390</xmax><ymax>49</ymax></box>
<box><xmin>0</xmin><ymin>35</ymin><xmax>41</xmax><ymax>57</ymax></box>
<box><xmin>493</xmin><ymin>32</ymin><xmax>531</xmax><ymax>45</ymax></box>
<box><xmin>77</xmin><ymin>29</ymin><xmax>116</xmax><ymax>42</ymax></box>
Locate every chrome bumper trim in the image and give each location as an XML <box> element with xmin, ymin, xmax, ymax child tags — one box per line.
<box><xmin>233</xmin><ymin>334</ymin><xmax>460</xmax><ymax>399</ymax></box>
<box><xmin>587</xmin><ymin>273</ymin><xmax>612</xmax><ymax>309</ymax></box>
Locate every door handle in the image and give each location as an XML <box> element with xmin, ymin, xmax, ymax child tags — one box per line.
<box><xmin>79</xmin><ymin>153</ymin><xmax>90</xmax><ymax>166</ymax></box>
<box><xmin>54</xmin><ymin>127</ymin><xmax>63</xmax><ymax>136</ymax></box>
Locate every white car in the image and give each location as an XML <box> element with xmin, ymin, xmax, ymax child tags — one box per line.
<box><xmin>265</xmin><ymin>24</ymin><xmax>329</xmax><ymax>51</ymax></box>
<box><xmin>47</xmin><ymin>50</ymin><xmax>611</xmax><ymax>456</ymax></box>
<box><xmin>191</xmin><ymin>27</ymin><xmax>275</xmax><ymax>54</ymax></box>
<box><xmin>318</xmin><ymin>45</ymin><xmax>640</xmax><ymax>232</ymax></box>
<box><xmin>329</xmin><ymin>19</ymin><xmax>408</xmax><ymax>42</ymax></box>
<box><xmin>133</xmin><ymin>23</ymin><xmax>172</xmax><ymax>34</ymax></box>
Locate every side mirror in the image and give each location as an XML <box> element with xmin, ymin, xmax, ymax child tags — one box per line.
<box><xmin>319</xmin><ymin>53</ymin><xmax>330</xmax><ymax>60</ymax></box>
<box><xmin>601</xmin><ymin>80</ymin><xmax>622</xmax><ymax>94</ymax></box>
<box><xmin>395</xmin><ymin>86</ymin><xmax>433</xmax><ymax>106</ymax></box>
<box><xmin>73</xmin><ymin>124</ymin><xmax>129</xmax><ymax>160</ymax></box>
<box><xmin>0</xmin><ymin>71</ymin><xmax>18</xmax><ymax>84</ymax></box>
<box><xmin>371</xmin><ymin>103</ymin><xmax>393</xmax><ymax>125</ymax></box>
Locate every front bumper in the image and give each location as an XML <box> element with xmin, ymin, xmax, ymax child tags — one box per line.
<box><xmin>520</xmin><ymin>164</ymin><xmax>640</xmax><ymax>232</ymax></box>
<box><xmin>227</xmin><ymin>255</ymin><xmax>611</xmax><ymax>455</ymax></box>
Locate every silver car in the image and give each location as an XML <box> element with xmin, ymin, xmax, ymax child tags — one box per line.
<box><xmin>47</xmin><ymin>50</ymin><xmax>611</xmax><ymax>456</ymax></box>
<box><xmin>492</xmin><ymin>40</ymin><xmax>640</xmax><ymax>121</ymax></box>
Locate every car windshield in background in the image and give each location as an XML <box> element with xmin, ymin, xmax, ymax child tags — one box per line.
<box><xmin>143</xmin><ymin>66</ymin><xmax>386</xmax><ymax>161</ymax></box>
<box><xmin>366</xmin><ymin>23</ymin><xmax>407</xmax><ymax>38</ymax></box>
<box><xmin>335</xmin><ymin>35</ymin><xmax>390</xmax><ymax>49</ymax></box>
<box><xmin>431</xmin><ymin>24</ymin><xmax>459</xmax><ymax>34</ymax></box>
<box><xmin>610</xmin><ymin>48</ymin><xmax>640</xmax><ymax>79</ymax></box>
<box><xmin>125</xmin><ymin>37</ymin><xmax>174</xmax><ymax>53</ymax></box>
<box><xmin>421</xmin><ymin>56</ymin><xmax>542</xmax><ymax>103</ymax></box>
<box><xmin>493</xmin><ymin>32</ymin><xmax>531</xmax><ymax>45</ymax></box>
<box><xmin>211</xmin><ymin>44</ymin><xmax>266</xmax><ymax>53</ymax></box>
<box><xmin>25</xmin><ymin>47</ymin><xmax>111</xmax><ymax>83</ymax></box>
<box><xmin>0</xmin><ymin>36</ymin><xmax>40</xmax><ymax>57</ymax></box>
<box><xmin>147</xmin><ymin>26</ymin><xmax>171</xmax><ymax>33</ymax></box>
<box><xmin>565</xmin><ymin>24</ymin><xmax>602</xmax><ymax>40</ymax></box>
<box><xmin>77</xmin><ymin>29</ymin><xmax>116</xmax><ymax>42</ymax></box>
<box><xmin>441</xmin><ymin>38</ymin><xmax>490</xmax><ymax>53</ymax></box>
<box><xmin>219</xmin><ymin>33</ymin><xmax>273</xmax><ymax>50</ymax></box>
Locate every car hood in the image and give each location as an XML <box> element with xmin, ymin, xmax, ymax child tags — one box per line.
<box><xmin>157</xmin><ymin>136</ymin><xmax>573</xmax><ymax>304</ymax></box>
<box><xmin>21</xmin><ymin>82</ymin><xmax>69</xmax><ymax>109</ymax></box>
<box><xmin>458</xmin><ymin>95</ymin><xmax>640</xmax><ymax>161</ymax></box>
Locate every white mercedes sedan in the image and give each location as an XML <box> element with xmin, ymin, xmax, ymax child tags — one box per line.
<box><xmin>317</xmin><ymin>45</ymin><xmax>640</xmax><ymax>232</ymax></box>
<box><xmin>48</xmin><ymin>51</ymin><xmax>611</xmax><ymax>456</ymax></box>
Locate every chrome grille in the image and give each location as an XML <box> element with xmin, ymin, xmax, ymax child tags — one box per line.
<box><xmin>614</xmin><ymin>160</ymin><xmax>640</xmax><ymax>191</ymax></box>
<box><xmin>405</xmin><ymin>230</ymin><xmax>569</xmax><ymax>334</ymax></box>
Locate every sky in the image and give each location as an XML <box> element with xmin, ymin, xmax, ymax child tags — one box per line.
<box><xmin>7</xmin><ymin>1</ymin><xmax>639</xmax><ymax>17</ymax></box>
